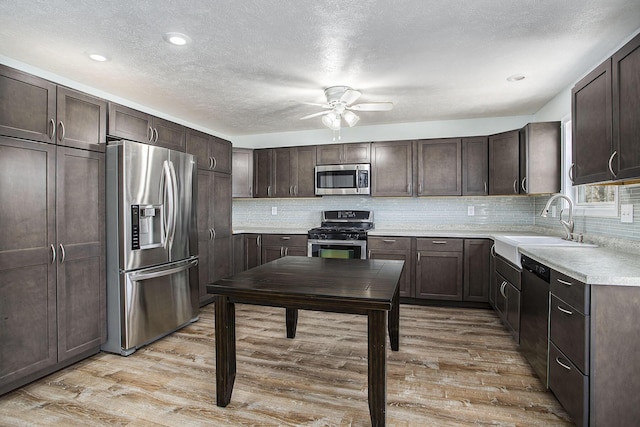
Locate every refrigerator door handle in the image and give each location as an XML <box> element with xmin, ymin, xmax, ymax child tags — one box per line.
<box><xmin>167</xmin><ymin>160</ymin><xmax>179</xmax><ymax>247</ymax></box>
<box><xmin>128</xmin><ymin>258</ymin><xmax>198</xmax><ymax>282</ymax></box>
<box><xmin>162</xmin><ymin>160</ymin><xmax>178</xmax><ymax>248</ymax></box>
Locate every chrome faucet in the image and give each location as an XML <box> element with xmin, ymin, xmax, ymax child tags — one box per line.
<box><xmin>540</xmin><ymin>193</ymin><xmax>574</xmax><ymax>240</ymax></box>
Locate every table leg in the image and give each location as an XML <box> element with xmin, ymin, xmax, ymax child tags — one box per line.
<box><xmin>286</xmin><ymin>307</ymin><xmax>298</xmax><ymax>338</ymax></box>
<box><xmin>368</xmin><ymin>310</ymin><xmax>386</xmax><ymax>427</ymax></box>
<box><xmin>215</xmin><ymin>295</ymin><xmax>236</xmax><ymax>407</ymax></box>
<box><xmin>388</xmin><ymin>285</ymin><xmax>400</xmax><ymax>351</ymax></box>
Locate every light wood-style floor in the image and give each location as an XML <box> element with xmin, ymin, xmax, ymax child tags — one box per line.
<box><xmin>0</xmin><ymin>303</ymin><xmax>572</xmax><ymax>426</ymax></box>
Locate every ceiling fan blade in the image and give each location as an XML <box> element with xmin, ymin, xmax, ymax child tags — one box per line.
<box><xmin>299</xmin><ymin>110</ymin><xmax>330</xmax><ymax>120</ymax></box>
<box><xmin>348</xmin><ymin>102</ymin><xmax>394</xmax><ymax>112</ymax></box>
<box><xmin>299</xmin><ymin>102</ymin><xmax>331</xmax><ymax>108</ymax></box>
<box><xmin>340</xmin><ymin>89</ymin><xmax>361</xmax><ymax>105</ymax></box>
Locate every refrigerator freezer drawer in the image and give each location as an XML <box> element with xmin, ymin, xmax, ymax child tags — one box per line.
<box><xmin>102</xmin><ymin>257</ymin><xmax>199</xmax><ymax>356</ymax></box>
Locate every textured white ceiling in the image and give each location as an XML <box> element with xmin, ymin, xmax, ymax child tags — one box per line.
<box><xmin>1</xmin><ymin>1</ymin><xmax>639</xmax><ymax>136</ymax></box>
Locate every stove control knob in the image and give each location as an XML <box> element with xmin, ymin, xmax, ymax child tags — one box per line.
<box><xmin>347</xmin><ymin>233</ymin><xmax>357</xmax><ymax>240</ymax></box>
<box><xmin>320</xmin><ymin>234</ymin><xmax>327</xmax><ymax>240</ymax></box>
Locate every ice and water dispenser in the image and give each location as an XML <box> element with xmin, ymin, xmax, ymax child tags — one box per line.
<box><xmin>130</xmin><ymin>205</ymin><xmax>163</xmax><ymax>250</ymax></box>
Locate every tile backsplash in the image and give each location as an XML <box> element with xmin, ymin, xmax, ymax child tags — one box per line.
<box><xmin>234</xmin><ymin>186</ymin><xmax>640</xmax><ymax>244</ymax></box>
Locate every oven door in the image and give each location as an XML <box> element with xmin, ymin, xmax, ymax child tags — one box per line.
<box><xmin>307</xmin><ymin>239</ymin><xmax>367</xmax><ymax>259</ymax></box>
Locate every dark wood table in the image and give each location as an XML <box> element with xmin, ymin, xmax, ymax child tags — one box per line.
<box><xmin>206</xmin><ymin>256</ymin><xmax>404</xmax><ymax>427</ymax></box>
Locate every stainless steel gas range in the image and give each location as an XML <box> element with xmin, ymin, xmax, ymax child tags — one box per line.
<box><xmin>307</xmin><ymin>210</ymin><xmax>373</xmax><ymax>259</ymax></box>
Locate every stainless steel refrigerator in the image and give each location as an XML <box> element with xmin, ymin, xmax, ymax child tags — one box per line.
<box><xmin>102</xmin><ymin>140</ymin><xmax>199</xmax><ymax>356</ymax></box>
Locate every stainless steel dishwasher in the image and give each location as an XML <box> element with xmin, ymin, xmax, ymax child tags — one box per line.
<box><xmin>520</xmin><ymin>255</ymin><xmax>551</xmax><ymax>387</ymax></box>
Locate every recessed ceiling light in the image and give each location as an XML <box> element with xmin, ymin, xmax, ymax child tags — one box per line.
<box><xmin>507</xmin><ymin>74</ymin><xmax>525</xmax><ymax>82</ymax></box>
<box><xmin>88</xmin><ymin>53</ymin><xmax>109</xmax><ymax>62</ymax></box>
<box><xmin>164</xmin><ymin>32</ymin><xmax>191</xmax><ymax>46</ymax></box>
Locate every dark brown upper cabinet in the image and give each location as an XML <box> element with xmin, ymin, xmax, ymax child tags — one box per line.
<box><xmin>489</xmin><ymin>130</ymin><xmax>520</xmax><ymax>195</ymax></box>
<box><xmin>519</xmin><ymin>122</ymin><xmax>561</xmax><ymax>194</ymax></box>
<box><xmin>612</xmin><ymin>32</ymin><xmax>640</xmax><ymax>181</ymax></box>
<box><xmin>416</xmin><ymin>138</ymin><xmax>462</xmax><ymax>196</ymax></box>
<box><xmin>462</xmin><ymin>136</ymin><xmax>488</xmax><ymax>196</ymax></box>
<box><xmin>572</xmin><ymin>33</ymin><xmax>640</xmax><ymax>184</ymax></box>
<box><xmin>108</xmin><ymin>103</ymin><xmax>185</xmax><ymax>151</ymax></box>
<box><xmin>232</xmin><ymin>148</ymin><xmax>254</xmax><ymax>198</ymax></box>
<box><xmin>186</xmin><ymin>128</ymin><xmax>232</xmax><ymax>174</ymax></box>
<box><xmin>316</xmin><ymin>142</ymin><xmax>370</xmax><ymax>165</ymax></box>
<box><xmin>572</xmin><ymin>60</ymin><xmax>613</xmax><ymax>185</ymax></box>
<box><xmin>371</xmin><ymin>140</ymin><xmax>414</xmax><ymax>196</ymax></box>
<box><xmin>1</xmin><ymin>65</ymin><xmax>106</xmax><ymax>151</ymax></box>
<box><xmin>253</xmin><ymin>146</ymin><xmax>316</xmax><ymax>198</ymax></box>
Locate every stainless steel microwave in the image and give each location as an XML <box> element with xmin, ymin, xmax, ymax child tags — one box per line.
<box><xmin>315</xmin><ymin>164</ymin><xmax>370</xmax><ymax>196</ymax></box>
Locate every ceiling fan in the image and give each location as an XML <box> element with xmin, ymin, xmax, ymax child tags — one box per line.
<box><xmin>299</xmin><ymin>86</ymin><xmax>393</xmax><ymax>133</ymax></box>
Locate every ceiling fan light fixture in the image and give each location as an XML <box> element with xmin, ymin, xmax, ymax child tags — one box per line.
<box><xmin>343</xmin><ymin>110</ymin><xmax>360</xmax><ymax>127</ymax></box>
<box><xmin>322</xmin><ymin>113</ymin><xmax>341</xmax><ymax>131</ymax></box>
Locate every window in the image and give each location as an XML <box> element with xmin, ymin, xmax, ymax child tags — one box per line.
<box><xmin>564</xmin><ymin>119</ymin><xmax>619</xmax><ymax>217</ymax></box>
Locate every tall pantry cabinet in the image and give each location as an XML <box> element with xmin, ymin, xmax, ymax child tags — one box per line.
<box><xmin>186</xmin><ymin>129</ymin><xmax>233</xmax><ymax>306</ymax></box>
<box><xmin>0</xmin><ymin>65</ymin><xmax>106</xmax><ymax>395</ymax></box>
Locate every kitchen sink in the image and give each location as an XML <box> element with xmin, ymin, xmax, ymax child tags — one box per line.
<box><xmin>493</xmin><ymin>235</ymin><xmax>598</xmax><ymax>268</ymax></box>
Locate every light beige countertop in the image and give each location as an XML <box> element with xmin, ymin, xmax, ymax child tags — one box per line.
<box><xmin>233</xmin><ymin>226</ymin><xmax>640</xmax><ymax>286</ymax></box>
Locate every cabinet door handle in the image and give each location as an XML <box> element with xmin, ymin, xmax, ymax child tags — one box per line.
<box><xmin>490</xmin><ymin>244</ymin><xmax>496</xmax><ymax>257</ymax></box>
<box><xmin>418</xmin><ymin>183</ymin><xmax>423</xmax><ymax>194</ymax></box>
<box><xmin>557</xmin><ymin>305</ymin><xmax>573</xmax><ymax>315</ymax></box>
<box><xmin>249</xmin><ymin>185</ymin><xmax>252</xmax><ymax>196</ymax></box>
<box><xmin>59</xmin><ymin>244</ymin><xmax>66</xmax><ymax>264</ymax></box>
<box><xmin>294</xmin><ymin>185</ymin><xmax>298</xmax><ymax>196</ymax></box>
<box><xmin>521</xmin><ymin>177</ymin><xmax>528</xmax><ymax>193</ymax></box>
<box><xmin>432</xmin><ymin>240</ymin><xmax>447</xmax><ymax>244</ymax></box>
<box><xmin>555</xmin><ymin>357</ymin><xmax>572</xmax><ymax>371</ymax></box>
<box><xmin>280</xmin><ymin>247</ymin><xmax>284</xmax><ymax>257</ymax></box>
<box><xmin>285</xmin><ymin>247</ymin><xmax>289</xmax><ymax>256</ymax></box>
<box><xmin>368</xmin><ymin>250</ymin><xmax>371</xmax><ymax>258</ymax></box>
<box><xmin>500</xmin><ymin>281</ymin><xmax>507</xmax><ymax>298</ymax></box>
<box><xmin>513</xmin><ymin>179</ymin><xmax>518</xmax><ymax>194</ymax></box>
<box><xmin>289</xmin><ymin>185</ymin><xmax>293</xmax><ymax>196</ymax></box>
<box><xmin>58</xmin><ymin>121</ymin><xmax>65</xmax><ymax>142</ymax></box>
<box><xmin>407</xmin><ymin>183</ymin><xmax>411</xmax><ymax>194</ymax></box>
<box><xmin>257</xmin><ymin>235</ymin><xmax>261</xmax><ymax>247</ymax></box>
<box><xmin>267</xmin><ymin>185</ymin><xmax>271</xmax><ymax>197</ymax></box>
<box><xmin>557</xmin><ymin>278</ymin><xmax>573</xmax><ymax>287</ymax></box>
<box><xmin>484</xmin><ymin>181</ymin><xmax>488</xmax><ymax>194</ymax></box>
<box><xmin>154</xmin><ymin>128</ymin><xmax>159</xmax><ymax>143</ymax></box>
<box><xmin>212</xmin><ymin>157</ymin><xmax>217</xmax><ymax>170</ymax></box>
<box><xmin>212</xmin><ymin>228</ymin><xmax>216</xmax><ymax>240</ymax></box>
<box><xmin>50</xmin><ymin>244</ymin><xmax>56</xmax><ymax>264</ymax></box>
<box><xmin>569</xmin><ymin>163</ymin><xmax>575</xmax><ymax>184</ymax></box>
<box><xmin>417</xmin><ymin>252</ymin><xmax>421</xmax><ymax>263</ymax></box>
<box><xmin>209</xmin><ymin>157</ymin><xmax>214</xmax><ymax>169</ymax></box>
<box><xmin>608</xmin><ymin>151</ymin><xmax>618</xmax><ymax>178</ymax></box>
<box><xmin>209</xmin><ymin>229</ymin><xmax>214</xmax><ymax>240</ymax></box>
<box><xmin>49</xmin><ymin>118</ymin><xmax>56</xmax><ymax>140</ymax></box>
<box><xmin>148</xmin><ymin>126</ymin><xmax>154</xmax><ymax>143</ymax></box>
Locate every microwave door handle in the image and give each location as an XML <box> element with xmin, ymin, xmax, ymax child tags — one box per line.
<box><xmin>355</xmin><ymin>165</ymin><xmax>360</xmax><ymax>192</ymax></box>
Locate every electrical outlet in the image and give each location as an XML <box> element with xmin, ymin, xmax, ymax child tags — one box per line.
<box><xmin>621</xmin><ymin>204</ymin><xmax>633</xmax><ymax>223</ymax></box>
<box><xmin>271</xmin><ymin>206</ymin><xmax>278</xmax><ymax>215</ymax></box>
<box><xmin>467</xmin><ymin>206</ymin><xmax>475</xmax><ymax>216</ymax></box>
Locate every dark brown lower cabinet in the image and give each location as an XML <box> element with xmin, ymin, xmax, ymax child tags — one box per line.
<box><xmin>549</xmin><ymin>271</ymin><xmax>640</xmax><ymax>426</ymax></box>
<box><xmin>244</xmin><ymin>234</ymin><xmax>262</xmax><ymax>270</ymax></box>
<box><xmin>415</xmin><ymin>238</ymin><xmax>463</xmax><ymax>300</ymax></box>
<box><xmin>261</xmin><ymin>234</ymin><xmax>307</xmax><ymax>264</ymax></box>
<box><xmin>463</xmin><ymin>239</ymin><xmax>492</xmax><ymax>302</ymax></box>
<box><xmin>367</xmin><ymin>237</ymin><xmax>413</xmax><ymax>297</ymax></box>
<box><xmin>494</xmin><ymin>256</ymin><xmax>521</xmax><ymax>342</ymax></box>
<box><xmin>0</xmin><ymin>137</ymin><xmax>105</xmax><ymax>396</ymax></box>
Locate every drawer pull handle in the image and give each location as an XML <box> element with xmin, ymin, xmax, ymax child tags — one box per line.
<box><xmin>557</xmin><ymin>306</ymin><xmax>573</xmax><ymax>315</ymax></box>
<box><xmin>555</xmin><ymin>357</ymin><xmax>572</xmax><ymax>371</ymax></box>
<box><xmin>557</xmin><ymin>279</ymin><xmax>573</xmax><ymax>286</ymax></box>
<box><xmin>383</xmin><ymin>239</ymin><xmax>396</xmax><ymax>243</ymax></box>
<box><xmin>281</xmin><ymin>236</ymin><xmax>291</xmax><ymax>240</ymax></box>
<box><xmin>432</xmin><ymin>241</ymin><xmax>447</xmax><ymax>244</ymax></box>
